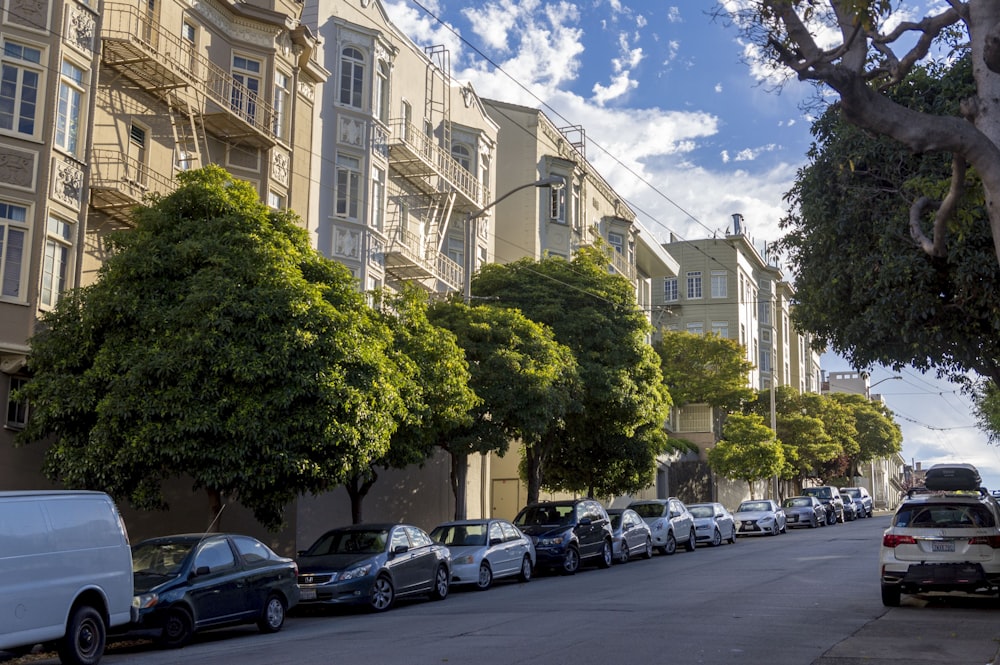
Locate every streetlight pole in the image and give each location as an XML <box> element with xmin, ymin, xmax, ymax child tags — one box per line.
<box><xmin>463</xmin><ymin>175</ymin><xmax>565</xmax><ymax>302</ymax></box>
<box><xmin>867</xmin><ymin>375</ymin><xmax>902</xmax><ymax>399</ymax></box>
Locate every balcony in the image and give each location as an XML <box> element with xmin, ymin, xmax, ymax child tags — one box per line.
<box><xmin>386</xmin><ymin>120</ymin><xmax>488</xmax><ymax>212</ymax></box>
<box><xmin>89</xmin><ymin>149</ymin><xmax>176</xmax><ymax>224</ymax></box>
<box><xmin>101</xmin><ymin>3</ymin><xmax>277</xmax><ymax>148</ymax></box>
<box><xmin>383</xmin><ymin>226</ymin><xmax>463</xmax><ymax>292</ymax></box>
<box><xmin>605</xmin><ymin>246</ymin><xmax>636</xmax><ymax>281</ymax></box>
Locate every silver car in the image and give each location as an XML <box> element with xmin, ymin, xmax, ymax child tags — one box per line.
<box><xmin>607</xmin><ymin>508</ymin><xmax>653</xmax><ymax>562</ymax></box>
<box><xmin>734</xmin><ymin>499</ymin><xmax>786</xmax><ymax>536</ymax></box>
<box><xmin>687</xmin><ymin>502</ymin><xmax>737</xmax><ymax>546</ymax></box>
<box><xmin>628</xmin><ymin>498</ymin><xmax>697</xmax><ymax>555</ymax></box>
<box><xmin>429</xmin><ymin>519</ymin><xmax>534</xmax><ymax>590</ymax></box>
<box><xmin>782</xmin><ymin>495</ymin><xmax>826</xmax><ymax>528</ymax></box>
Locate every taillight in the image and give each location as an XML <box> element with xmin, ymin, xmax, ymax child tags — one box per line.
<box><xmin>968</xmin><ymin>536</ymin><xmax>1000</xmax><ymax>548</ymax></box>
<box><xmin>883</xmin><ymin>533</ymin><xmax>917</xmax><ymax>547</ymax></box>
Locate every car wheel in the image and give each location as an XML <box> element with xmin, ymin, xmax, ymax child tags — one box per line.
<box><xmin>827</xmin><ymin>510</ymin><xmax>837</xmax><ymax>526</ymax></box>
<box><xmin>685</xmin><ymin>529</ymin><xmax>697</xmax><ymax>551</ymax></box>
<box><xmin>58</xmin><ymin>605</ymin><xmax>105</xmax><ymax>665</ymax></box>
<box><xmin>476</xmin><ymin>562</ymin><xmax>493</xmax><ymax>591</ymax></box>
<box><xmin>710</xmin><ymin>528</ymin><xmax>722</xmax><ymax>547</ymax></box>
<box><xmin>643</xmin><ymin>536</ymin><xmax>654</xmax><ymax>558</ymax></box>
<box><xmin>518</xmin><ymin>555</ymin><xmax>533</xmax><ymax>582</ymax></box>
<box><xmin>881</xmin><ymin>583</ymin><xmax>901</xmax><ymax>607</ymax></box>
<box><xmin>663</xmin><ymin>532</ymin><xmax>677</xmax><ymax>555</ymax></box>
<box><xmin>728</xmin><ymin>527</ymin><xmax>737</xmax><ymax>544</ymax></box>
<box><xmin>562</xmin><ymin>546</ymin><xmax>580</xmax><ymax>575</ymax></box>
<box><xmin>158</xmin><ymin>607</ymin><xmax>194</xmax><ymax>649</ymax></box>
<box><xmin>257</xmin><ymin>594</ymin><xmax>286</xmax><ymax>634</ymax></box>
<box><xmin>810</xmin><ymin>515</ymin><xmax>818</xmax><ymax>528</ymax></box>
<box><xmin>431</xmin><ymin>565</ymin><xmax>449</xmax><ymax>600</ymax></box>
<box><xmin>370</xmin><ymin>574</ymin><xmax>394</xmax><ymax>612</ymax></box>
<box><xmin>618</xmin><ymin>540</ymin><xmax>630</xmax><ymax>564</ymax></box>
<box><xmin>598</xmin><ymin>539</ymin><xmax>613</xmax><ymax>568</ymax></box>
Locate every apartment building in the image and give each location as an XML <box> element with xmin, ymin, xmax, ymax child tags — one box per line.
<box><xmin>0</xmin><ymin>0</ymin><xmax>324</xmax><ymax>546</ymax></box>
<box><xmin>302</xmin><ymin>0</ymin><xmax>498</xmax><ymax>296</ymax></box>
<box><xmin>480</xmin><ymin>99</ymin><xmax>680</xmax><ymax>519</ymax></box>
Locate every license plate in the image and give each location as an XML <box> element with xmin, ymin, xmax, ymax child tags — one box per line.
<box><xmin>931</xmin><ymin>541</ymin><xmax>955</xmax><ymax>553</ymax></box>
<box><xmin>299</xmin><ymin>588</ymin><xmax>317</xmax><ymax>600</ymax></box>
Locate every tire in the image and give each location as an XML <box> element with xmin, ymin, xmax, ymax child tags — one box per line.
<box><xmin>476</xmin><ymin>562</ymin><xmax>493</xmax><ymax>591</ymax></box>
<box><xmin>685</xmin><ymin>529</ymin><xmax>697</xmax><ymax>551</ymax></box>
<box><xmin>728</xmin><ymin>527</ymin><xmax>737</xmax><ymax>544</ymax></box>
<box><xmin>598</xmin><ymin>540</ymin><xmax>613</xmax><ymax>568</ymax></box>
<box><xmin>810</xmin><ymin>515</ymin><xmax>818</xmax><ymax>528</ymax></box>
<box><xmin>370</xmin><ymin>574</ymin><xmax>394</xmax><ymax>612</ymax></box>
<box><xmin>768</xmin><ymin>524</ymin><xmax>778</xmax><ymax>536</ymax></box>
<box><xmin>710</xmin><ymin>528</ymin><xmax>722</xmax><ymax>547</ymax></box>
<box><xmin>158</xmin><ymin>607</ymin><xmax>194</xmax><ymax>649</ymax></box>
<box><xmin>643</xmin><ymin>536</ymin><xmax>654</xmax><ymax>558</ymax></box>
<box><xmin>430</xmin><ymin>565</ymin><xmax>449</xmax><ymax>600</ymax></box>
<box><xmin>562</xmin><ymin>546</ymin><xmax>580</xmax><ymax>575</ymax></box>
<box><xmin>58</xmin><ymin>605</ymin><xmax>105</xmax><ymax>665</ymax></box>
<box><xmin>618</xmin><ymin>540</ymin><xmax>630</xmax><ymax>564</ymax></box>
<box><xmin>881</xmin><ymin>583</ymin><xmax>901</xmax><ymax>607</ymax></box>
<box><xmin>257</xmin><ymin>594</ymin><xmax>286</xmax><ymax>634</ymax></box>
<box><xmin>827</xmin><ymin>510</ymin><xmax>837</xmax><ymax>526</ymax></box>
<box><xmin>518</xmin><ymin>555</ymin><xmax>533</xmax><ymax>582</ymax></box>
<box><xmin>662</xmin><ymin>532</ymin><xmax>677</xmax><ymax>555</ymax></box>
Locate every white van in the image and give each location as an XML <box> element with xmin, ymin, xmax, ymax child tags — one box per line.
<box><xmin>0</xmin><ymin>491</ymin><xmax>133</xmax><ymax>665</ymax></box>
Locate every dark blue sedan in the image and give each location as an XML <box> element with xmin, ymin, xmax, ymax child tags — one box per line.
<box><xmin>295</xmin><ymin>523</ymin><xmax>451</xmax><ymax>612</ymax></box>
<box><xmin>130</xmin><ymin>533</ymin><xmax>299</xmax><ymax>648</ymax></box>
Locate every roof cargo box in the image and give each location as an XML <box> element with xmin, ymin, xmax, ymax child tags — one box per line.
<box><xmin>923</xmin><ymin>463</ymin><xmax>982</xmax><ymax>491</ymax></box>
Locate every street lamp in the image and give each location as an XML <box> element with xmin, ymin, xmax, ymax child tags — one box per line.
<box><xmin>867</xmin><ymin>375</ymin><xmax>902</xmax><ymax>399</ymax></box>
<box><xmin>463</xmin><ymin>175</ymin><xmax>566</xmax><ymax>302</ymax></box>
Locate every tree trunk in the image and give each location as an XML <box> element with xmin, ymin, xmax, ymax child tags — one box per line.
<box><xmin>524</xmin><ymin>445</ymin><xmax>543</xmax><ymax>506</ymax></box>
<box><xmin>205</xmin><ymin>487</ymin><xmax>224</xmax><ymax>532</ymax></box>
<box><xmin>450</xmin><ymin>451</ymin><xmax>469</xmax><ymax>520</ymax></box>
<box><xmin>747</xmin><ymin>480</ymin><xmax>755</xmax><ymax>500</ymax></box>
<box><xmin>345</xmin><ymin>470</ymin><xmax>377</xmax><ymax>524</ymax></box>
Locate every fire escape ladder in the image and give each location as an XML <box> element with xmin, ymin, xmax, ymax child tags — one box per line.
<box><xmin>167</xmin><ymin>92</ymin><xmax>205</xmax><ymax>171</ymax></box>
<box><xmin>424</xmin><ymin>44</ymin><xmax>452</xmax><ymax>160</ymax></box>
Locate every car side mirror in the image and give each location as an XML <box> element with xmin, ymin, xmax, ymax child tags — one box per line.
<box><xmin>490</xmin><ymin>537</ymin><xmax>502</xmax><ymax>546</ymax></box>
<box><xmin>392</xmin><ymin>545</ymin><xmax>408</xmax><ymax>555</ymax></box>
<box><xmin>578</xmin><ymin>517</ymin><xmax>592</xmax><ymax>526</ymax></box>
<box><xmin>194</xmin><ymin>566</ymin><xmax>210</xmax><ymax>576</ymax></box>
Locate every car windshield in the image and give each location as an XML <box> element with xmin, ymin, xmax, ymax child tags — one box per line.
<box><xmin>802</xmin><ymin>488</ymin><xmax>830</xmax><ymax>499</ymax></box>
<box><xmin>784</xmin><ymin>498</ymin><xmax>811</xmax><ymax>508</ymax></box>
<box><xmin>305</xmin><ymin>529</ymin><xmax>388</xmax><ymax>555</ymax></box>
<box><xmin>132</xmin><ymin>540</ymin><xmax>196</xmax><ymax>576</ymax></box>
<box><xmin>738</xmin><ymin>501</ymin><xmax>770</xmax><ymax>513</ymax></box>
<box><xmin>629</xmin><ymin>503</ymin><xmax>667</xmax><ymax>519</ymax></box>
<box><xmin>893</xmin><ymin>502</ymin><xmax>996</xmax><ymax>528</ymax></box>
<box><xmin>429</xmin><ymin>524</ymin><xmax>488</xmax><ymax>547</ymax></box>
<box><xmin>688</xmin><ymin>506</ymin><xmax>714</xmax><ymax>518</ymax></box>
<box><xmin>514</xmin><ymin>505</ymin><xmax>575</xmax><ymax>527</ymax></box>
<box><xmin>842</xmin><ymin>488</ymin><xmax>861</xmax><ymax>498</ymax></box>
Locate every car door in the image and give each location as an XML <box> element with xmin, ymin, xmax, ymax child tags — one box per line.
<box><xmin>715</xmin><ymin>505</ymin><xmax>734</xmax><ymax>539</ymax></box>
<box><xmin>402</xmin><ymin>526</ymin><xmax>438</xmax><ymax>593</ymax></box>
<box><xmin>575</xmin><ymin>502</ymin><xmax>600</xmax><ymax>559</ymax></box>
<box><xmin>187</xmin><ymin>536</ymin><xmax>250</xmax><ymax>626</ymax></box>
<box><xmin>385</xmin><ymin>526</ymin><xmax>419</xmax><ymax>595</ymax></box>
<box><xmin>500</xmin><ymin>521</ymin><xmax>529</xmax><ymax>574</ymax></box>
<box><xmin>670</xmin><ymin>499</ymin><xmax>693</xmax><ymax>542</ymax></box>
<box><xmin>487</xmin><ymin>520</ymin><xmax>513</xmax><ymax>577</ymax></box>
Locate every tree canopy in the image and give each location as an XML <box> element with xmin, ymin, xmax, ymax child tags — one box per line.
<box><xmin>707</xmin><ymin>413</ymin><xmax>784</xmax><ymax>498</ymax></box>
<box><xmin>472</xmin><ymin>247</ymin><xmax>672</xmax><ymax>500</ymax></box>
<box><xmin>17</xmin><ymin>166</ymin><xmax>409</xmax><ymax>530</ymax></box>
<box><xmin>655</xmin><ymin>330</ymin><xmax>755</xmax><ymax>410</ymax></box>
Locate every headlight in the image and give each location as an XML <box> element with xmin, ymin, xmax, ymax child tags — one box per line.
<box><xmin>758</xmin><ymin>516</ymin><xmax>774</xmax><ymax>524</ymax></box>
<box><xmin>133</xmin><ymin>593</ymin><xmax>158</xmax><ymax>610</ymax></box>
<box><xmin>652</xmin><ymin>520</ymin><xmax>665</xmax><ymax>530</ymax></box>
<box><xmin>538</xmin><ymin>536</ymin><xmax>566</xmax><ymax>546</ymax></box>
<box><xmin>340</xmin><ymin>563</ymin><xmax>373</xmax><ymax>581</ymax></box>
<box><xmin>453</xmin><ymin>554</ymin><xmax>475</xmax><ymax>565</ymax></box>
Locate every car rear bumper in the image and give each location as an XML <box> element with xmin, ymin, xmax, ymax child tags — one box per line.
<box><xmin>881</xmin><ymin>562</ymin><xmax>1000</xmax><ymax>594</ymax></box>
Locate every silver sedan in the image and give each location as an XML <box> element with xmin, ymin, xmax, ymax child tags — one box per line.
<box><xmin>734</xmin><ymin>499</ymin><xmax>786</xmax><ymax>536</ymax></box>
<box><xmin>782</xmin><ymin>496</ymin><xmax>826</xmax><ymax>528</ymax></box>
<box><xmin>688</xmin><ymin>502</ymin><xmax>737</xmax><ymax>546</ymax></box>
<box><xmin>429</xmin><ymin>519</ymin><xmax>535</xmax><ymax>590</ymax></box>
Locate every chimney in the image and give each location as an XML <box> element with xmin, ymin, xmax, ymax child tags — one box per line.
<box><xmin>731</xmin><ymin>213</ymin><xmax>744</xmax><ymax>235</ymax></box>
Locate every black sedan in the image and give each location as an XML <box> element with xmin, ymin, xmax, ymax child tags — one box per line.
<box><xmin>130</xmin><ymin>533</ymin><xmax>299</xmax><ymax>648</ymax></box>
<box><xmin>296</xmin><ymin>523</ymin><xmax>451</xmax><ymax>612</ymax></box>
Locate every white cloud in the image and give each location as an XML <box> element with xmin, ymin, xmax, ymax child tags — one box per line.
<box><xmin>714</xmin><ymin>83</ymin><xmax>723</xmax><ymax>93</ymax></box>
<box><xmin>592</xmin><ymin>71</ymin><xmax>638</xmax><ymax>105</ymax></box>
<box><xmin>667</xmin><ymin>6</ymin><xmax>682</xmax><ymax>23</ymax></box>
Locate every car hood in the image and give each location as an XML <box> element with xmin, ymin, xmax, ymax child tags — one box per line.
<box><xmin>517</xmin><ymin>524</ymin><xmax>571</xmax><ymax>538</ymax></box>
<box><xmin>297</xmin><ymin>553</ymin><xmax>381</xmax><ymax>574</ymax></box>
<box><xmin>735</xmin><ymin>511</ymin><xmax>774</xmax><ymax>521</ymax></box>
<box><xmin>133</xmin><ymin>571</ymin><xmax>183</xmax><ymax>595</ymax></box>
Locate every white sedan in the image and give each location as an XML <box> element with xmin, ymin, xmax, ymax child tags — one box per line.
<box><xmin>429</xmin><ymin>519</ymin><xmax>535</xmax><ymax>590</ymax></box>
<box><xmin>734</xmin><ymin>499</ymin><xmax>786</xmax><ymax>536</ymax></box>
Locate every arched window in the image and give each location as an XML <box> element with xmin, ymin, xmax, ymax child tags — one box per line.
<box><xmin>451</xmin><ymin>143</ymin><xmax>472</xmax><ymax>171</ymax></box>
<box><xmin>339</xmin><ymin>47</ymin><xmax>364</xmax><ymax>108</ymax></box>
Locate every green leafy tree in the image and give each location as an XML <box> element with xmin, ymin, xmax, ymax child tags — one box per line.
<box><xmin>428</xmin><ymin>301</ymin><xmax>581</xmax><ymax>515</ymax></box>
<box><xmin>472</xmin><ymin>247</ymin><xmax>672</xmax><ymax>500</ymax></box>
<box><xmin>17</xmin><ymin>166</ymin><xmax>408</xmax><ymax>530</ymax></box>
<box><xmin>342</xmin><ymin>288</ymin><xmax>476</xmax><ymax>523</ymax></box>
<box><xmin>707</xmin><ymin>414</ymin><xmax>784</xmax><ymax>499</ymax></box>
<box><xmin>829</xmin><ymin>393</ymin><xmax>903</xmax><ymax>478</ymax></box>
<box><xmin>654</xmin><ymin>330</ymin><xmax>755</xmax><ymax>410</ymax></box>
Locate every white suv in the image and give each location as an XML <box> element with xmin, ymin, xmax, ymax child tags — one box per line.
<box><xmin>879</xmin><ymin>489</ymin><xmax>1000</xmax><ymax>606</ymax></box>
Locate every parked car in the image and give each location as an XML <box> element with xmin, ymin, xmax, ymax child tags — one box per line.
<box><xmin>840</xmin><ymin>493</ymin><xmax>859</xmax><ymax>521</ymax></box>
<box><xmin>782</xmin><ymin>496</ymin><xmax>826</xmax><ymax>528</ymax></box>
<box><xmin>429</xmin><ymin>519</ymin><xmax>534</xmax><ymax>590</ymax></box>
<box><xmin>0</xmin><ymin>491</ymin><xmax>134</xmax><ymax>665</ymax></box>
<box><xmin>296</xmin><ymin>524</ymin><xmax>450</xmax><ymax>612</ymax></box>
<box><xmin>841</xmin><ymin>486</ymin><xmax>873</xmax><ymax>518</ymax></box>
<box><xmin>607</xmin><ymin>508</ymin><xmax>654</xmax><ymax>562</ymax></box>
<box><xmin>512</xmin><ymin>499</ymin><xmax>614</xmax><ymax>574</ymax></box>
<box><xmin>130</xmin><ymin>533</ymin><xmax>298</xmax><ymax>648</ymax></box>
<box><xmin>628</xmin><ymin>498</ymin><xmax>696</xmax><ymax>555</ymax></box>
<box><xmin>687</xmin><ymin>502</ymin><xmax>737</xmax><ymax>546</ymax></box>
<box><xmin>880</xmin><ymin>484</ymin><xmax>1000</xmax><ymax>606</ymax></box>
<box><xmin>801</xmin><ymin>486</ymin><xmax>845</xmax><ymax>524</ymax></box>
<box><xmin>734</xmin><ymin>499</ymin><xmax>786</xmax><ymax>536</ymax></box>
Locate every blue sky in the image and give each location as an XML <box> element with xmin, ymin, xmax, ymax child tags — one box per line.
<box><xmin>383</xmin><ymin>0</ymin><xmax>998</xmax><ymax>490</ymax></box>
